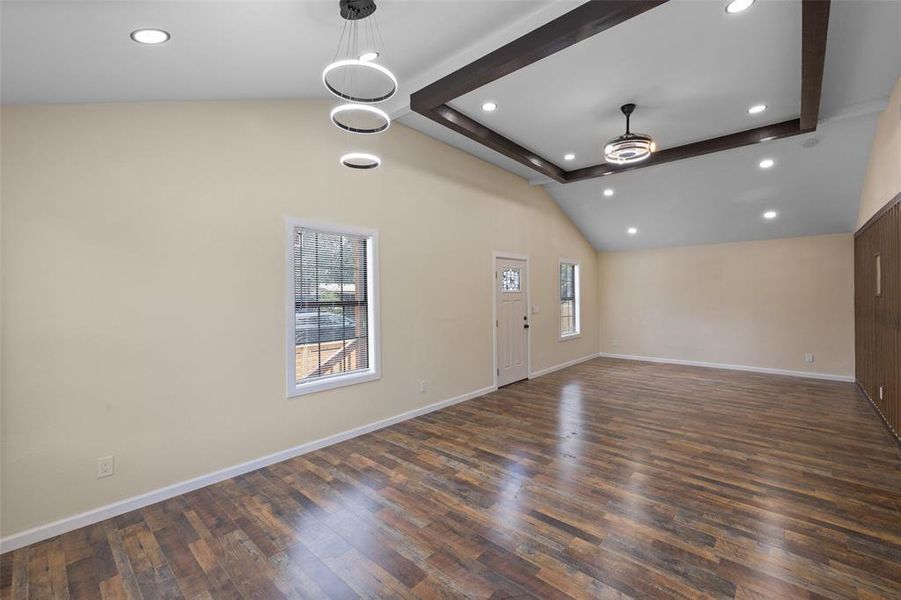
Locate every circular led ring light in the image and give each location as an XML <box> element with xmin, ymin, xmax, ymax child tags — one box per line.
<box><xmin>322</xmin><ymin>59</ymin><xmax>398</xmax><ymax>104</ymax></box>
<box><xmin>330</xmin><ymin>104</ymin><xmax>391</xmax><ymax>135</ymax></box>
<box><xmin>604</xmin><ymin>134</ymin><xmax>656</xmax><ymax>165</ymax></box>
<box><xmin>340</xmin><ymin>152</ymin><xmax>381</xmax><ymax>170</ymax></box>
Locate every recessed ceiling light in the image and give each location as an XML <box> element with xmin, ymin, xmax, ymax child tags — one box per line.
<box><xmin>763</xmin><ymin>210</ymin><xmax>778</xmax><ymax>220</ymax></box>
<box><xmin>603</xmin><ymin>188</ymin><xmax>614</xmax><ymax>197</ymax></box>
<box><xmin>759</xmin><ymin>158</ymin><xmax>775</xmax><ymax>169</ymax></box>
<box><xmin>627</xmin><ymin>227</ymin><xmax>638</xmax><ymax>235</ymax></box>
<box><xmin>564</xmin><ymin>153</ymin><xmax>576</xmax><ymax>161</ymax></box>
<box><xmin>358</xmin><ymin>51</ymin><xmax>379</xmax><ymax>62</ymax></box>
<box><xmin>725</xmin><ymin>0</ymin><xmax>755</xmax><ymax>14</ymax></box>
<box><xmin>130</xmin><ymin>29</ymin><xmax>170</xmax><ymax>45</ymax></box>
<box><xmin>747</xmin><ymin>104</ymin><xmax>767</xmax><ymax>114</ymax></box>
<box><xmin>481</xmin><ymin>101</ymin><xmax>498</xmax><ymax>112</ymax></box>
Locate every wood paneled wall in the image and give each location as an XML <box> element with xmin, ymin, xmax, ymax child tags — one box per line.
<box><xmin>855</xmin><ymin>192</ymin><xmax>901</xmax><ymax>440</ymax></box>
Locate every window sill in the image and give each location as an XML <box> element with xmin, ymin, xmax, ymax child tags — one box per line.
<box><xmin>559</xmin><ymin>332</ymin><xmax>582</xmax><ymax>342</ymax></box>
<box><xmin>288</xmin><ymin>369</ymin><xmax>380</xmax><ymax>398</ymax></box>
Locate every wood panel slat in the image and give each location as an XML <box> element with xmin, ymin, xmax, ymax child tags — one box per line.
<box><xmin>855</xmin><ymin>198</ymin><xmax>901</xmax><ymax>440</ymax></box>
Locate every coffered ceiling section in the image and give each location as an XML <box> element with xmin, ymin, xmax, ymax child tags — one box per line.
<box><xmin>450</xmin><ymin>0</ymin><xmax>799</xmax><ymax>171</ymax></box>
<box><xmin>411</xmin><ymin>0</ymin><xmax>827</xmax><ymax>183</ymax></box>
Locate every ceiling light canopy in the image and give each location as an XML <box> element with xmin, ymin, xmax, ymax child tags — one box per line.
<box><xmin>759</xmin><ymin>158</ymin><xmax>775</xmax><ymax>169</ymax></box>
<box><xmin>605</xmin><ymin>104</ymin><xmax>656</xmax><ymax>165</ymax></box>
<box><xmin>725</xmin><ymin>0</ymin><xmax>755</xmax><ymax>14</ymax></box>
<box><xmin>747</xmin><ymin>104</ymin><xmax>767</xmax><ymax>114</ymax></box>
<box><xmin>482</xmin><ymin>101</ymin><xmax>498</xmax><ymax>112</ymax></box>
<box><xmin>130</xmin><ymin>29</ymin><xmax>170</xmax><ymax>45</ymax></box>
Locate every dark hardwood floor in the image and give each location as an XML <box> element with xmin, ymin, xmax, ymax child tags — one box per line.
<box><xmin>3</xmin><ymin>358</ymin><xmax>901</xmax><ymax>599</ymax></box>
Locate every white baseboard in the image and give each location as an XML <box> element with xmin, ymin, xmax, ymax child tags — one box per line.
<box><xmin>530</xmin><ymin>352</ymin><xmax>601</xmax><ymax>378</ymax></box>
<box><xmin>0</xmin><ymin>384</ymin><xmax>496</xmax><ymax>554</ymax></box>
<box><xmin>598</xmin><ymin>352</ymin><xmax>855</xmax><ymax>382</ymax></box>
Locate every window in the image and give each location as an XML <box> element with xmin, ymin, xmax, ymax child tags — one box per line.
<box><xmin>502</xmin><ymin>267</ymin><xmax>521</xmax><ymax>292</ymax></box>
<box><xmin>559</xmin><ymin>260</ymin><xmax>580</xmax><ymax>338</ymax></box>
<box><xmin>286</xmin><ymin>219</ymin><xmax>379</xmax><ymax>397</ymax></box>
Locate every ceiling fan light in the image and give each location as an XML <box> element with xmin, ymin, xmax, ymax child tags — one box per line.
<box><xmin>604</xmin><ymin>133</ymin><xmax>655</xmax><ymax>164</ymax></box>
<box><xmin>604</xmin><ymin>103</ymin><xmax>656</xmax><ymax>165</ymax></box>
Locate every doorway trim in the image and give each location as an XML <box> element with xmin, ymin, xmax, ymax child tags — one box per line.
<box><xmin>492</xmin><ymin>251</ymin><xmax>532</xmax><ymax>388</ymax></box>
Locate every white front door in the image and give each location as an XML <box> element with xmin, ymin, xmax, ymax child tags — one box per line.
<box><xmin>495</xmin><ymin>257</ymin><xmax>529</xmax><ymax>387</ymax></box>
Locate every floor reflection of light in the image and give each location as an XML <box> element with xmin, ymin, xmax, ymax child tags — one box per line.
<box><xmin>557</xmin><ymin>383</ymin><xmax>584</xmax><ymax>481</ymax></box>
<box><xmin>493</xmin><ymin>474</ymin><xmax>525</xmax><ymax>530</ymax></box>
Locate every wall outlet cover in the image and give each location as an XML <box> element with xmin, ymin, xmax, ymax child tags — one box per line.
<box><xmin>97</xmin><ymin>456</ymin><xmax>115</xmax><ymax>479</ymax></box>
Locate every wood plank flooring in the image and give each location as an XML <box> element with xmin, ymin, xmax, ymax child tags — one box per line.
<box><xmin>3</xmin><ymin>358</ymin><xmax>900</xmax><ymax>599</ymax></box>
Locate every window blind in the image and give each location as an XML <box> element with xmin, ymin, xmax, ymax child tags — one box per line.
<box><xmin>293</xmin><ymin>227</ymin><xmax>370</xmax><ymax>384</ymax></box>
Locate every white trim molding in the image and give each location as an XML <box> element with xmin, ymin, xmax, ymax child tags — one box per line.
<box><xmin>0</xmin><ymin>384</ymin><xmax>496</xmax><ymax>554</ymax></box>
<box><xmin>530</xmin><ymin>352</ymin><xmax>601</xmax><ymax>379</ymax></box>
<box><xmin>599</xmin><ymin>352</ymin><xmax>855</xmax><ymax>382</ymax></box>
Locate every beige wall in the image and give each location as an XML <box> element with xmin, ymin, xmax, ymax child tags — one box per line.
<box><xmin>857</xmin><ymin>76</ymin><xmax>901</xmax><ymax>228</ymax></box>
<box><xmin>597</xmin><ymin>234</ymin><xmax>854</xmax><ymax>377</ymax></box>
<box><xmin>0</xmin><ymin>100</ymin><xmax>598</xmax><ymax>537</ymax></box>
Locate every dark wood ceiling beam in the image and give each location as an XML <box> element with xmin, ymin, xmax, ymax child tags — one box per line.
<box><xmin>565</xmin><ymin>119</ymin><xmax>802</xmax><ymax>182</ymax></box>
<box><xmin>410</xmin><ymin>0</ymin><xmax>668</xmax><ymax>109</ymax></box>
<box><xmin>419</xmin><ymin>104</ymin><xmax>568</xmax><ymax>182</ymax></box>
<box><xmin>801</xmin><ymin>0</ymin><xmax>831</xmax><ymax>131</ymax></box>
<box><xmin>410</xmin><ymin>0</ymin><xmax>830</xmax><ymax>183</ymax></box>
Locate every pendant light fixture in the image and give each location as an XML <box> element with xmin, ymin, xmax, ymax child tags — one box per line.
<box><xmin>604</xmin><ymin>103</ymin><xmax>656</xmax><ymax>165</ymax></box>
<box><xmin>323</xmin><ymin>0</ymin><xmax>396</xmax><ymax>169</ymax></box>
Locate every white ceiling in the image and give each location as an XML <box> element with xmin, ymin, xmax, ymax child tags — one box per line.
<box><xmin>549</xmin><ymin>111</ymin><xmax>879</xmax><ymax>251</ymax></box>
<box><xmin>0</xmin><ymin>0</ymin><xmax>552</xmax><ymax>106</ymax></box>
<box><xmin>2</xmin><ymin>0</ymin><xmax>899</xmax><ymax>251</ymax></box>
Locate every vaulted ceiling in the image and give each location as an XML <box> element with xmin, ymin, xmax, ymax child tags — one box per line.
<box><xmin>2</xmin><ymin>0</ymin><xmax>899</xmax><ymax>250</ymax></box>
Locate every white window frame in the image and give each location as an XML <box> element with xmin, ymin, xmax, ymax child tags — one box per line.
<box><xmin>285</xmin><ymin>217</ymin><xmax>380</xmax><ymax>398</ymax></box>
<box><xmin>559</xmin><ymin>259</ymin><xmax>581</xmax><ymax>341</ymax></box>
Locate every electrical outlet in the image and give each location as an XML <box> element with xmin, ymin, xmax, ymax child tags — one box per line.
<box><xmin>97</xmin><ymin>456</ymin><xmax>115</xmax><ymax>479</ymax></box>
<box><xmin>879</xmin><ymin>386</ymin><xmax>884</xmax><ymax>400</ymax></box>
<box><xmin>418</xmin><ymin>380</ymin><xmax>428</xmax><ymax>394</ymax></box>
<box><xmin>804</xmin><ymin>353</ymin><xmax>815</xmax><ymax>363</ymax></box>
